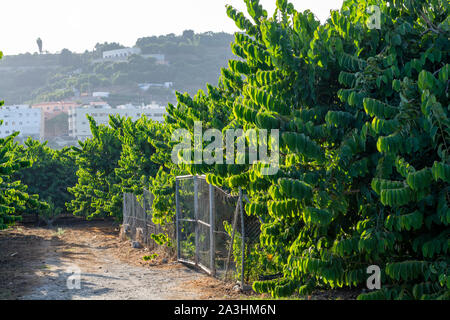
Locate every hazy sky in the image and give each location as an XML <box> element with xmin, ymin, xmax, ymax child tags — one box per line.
<box><xmin>0</xmin><ymin>0</ymin><xmax>343</xmax><ymax>55</ymax></box>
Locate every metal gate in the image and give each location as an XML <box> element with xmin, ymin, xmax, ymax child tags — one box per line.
<box><xmin>177</xmin><ymin>175</ymin><xmax>254</xmax><ymax>282</ymax></box>
<box><xmin>176</xmin><ymin>175</ymin><xmax>216</xmax><ymax>275</ymax></box>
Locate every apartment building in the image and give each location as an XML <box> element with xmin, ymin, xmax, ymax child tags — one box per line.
<box><xmin>0</xmin><ymin>105</ymin><xmax>41</xmax><ymax>138</ymax></box>
<box><xmin>68</xmin><ymin>103</ymin><xmax>166</xmax><ymax>139</ymax></box>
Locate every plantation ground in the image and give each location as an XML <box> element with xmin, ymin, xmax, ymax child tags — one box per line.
<box><xmin>0</xmin><ymin>219</ymin><xmax>243</xmax><ymax>300</ymax></box>
<box><xmin>0</xmin><ymin>219</ymin><xmax>361</xmax><ymax>300</ymax></box>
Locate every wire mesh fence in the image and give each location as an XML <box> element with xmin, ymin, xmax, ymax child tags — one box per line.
<box><xmin>121</xmin><ymin>176</ymin><xmax>261</xmax><ymax>288</ymax></box>
<box><xmin>176</xmin><ymin>175</ymin><xmax>261</xmax><ymax>287</ymax></box>
<box><xmin>122</xmin><ymin>189</ymin><xmax>173</xmax><ymax>250</ymax></box>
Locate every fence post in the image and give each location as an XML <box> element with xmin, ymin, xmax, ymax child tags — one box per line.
<box><xmin>143</xmin><ymin>191</ymin><xmax>147</xmax><ymax>245</ymax></box>
<box><xmin>130</xmin><ymin>193</ymin><xmax>134</xmax><ymax>239</ymax></box>
<box><xmin>175</xmin><ymin>179</ymin><xmax>181</xmax><ymax>261</ymax></box>
<box><xmin>239</xmin><ymin>188</ymin><xmax>245</xmax><ymax>290</ymax></box>
<box><xmin>225</xmin><ymin>196</ymin><xmax>240</xmax><ymax>280</ymax></box>
<box><xmin>194</xmin><ymin>175</ymin><xmax>199</xmax><ymax>266</ymax></box>
<box><xmin>122</xmin><ymin>193</ymin><xmax>126</xmax><ymax>226</ymax></box>
<box><xmin>209</xmin><ymin>183</ymin><xmax>215</xmax><ymax>276</ymax></box>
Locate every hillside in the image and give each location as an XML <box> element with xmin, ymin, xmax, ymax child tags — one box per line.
<box><xmin>0</xmin><ymin>31</ymin><xmax>235</xmax><ymax>106</ymax></box>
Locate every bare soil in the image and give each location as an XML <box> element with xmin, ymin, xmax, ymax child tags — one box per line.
<box><xmin>0</xmin><ymin>218</ymin><xmax>359</xmax><ymax>300</ymax></box>
<box><xmin>0</xmin><ymin>219</ymin><xmax>245</xmax><ymax>300</ymax></box>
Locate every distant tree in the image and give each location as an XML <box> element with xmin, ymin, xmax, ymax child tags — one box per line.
<box><xmin>36</xmin><ymin>37</ymin><xmax>43</xmax><ymax>54</ymax></box>
<box><xmin>182</xmin><ymin>29</ymin><xmax>195</xmax><ymax>41</ymax></box>
<box><xmin>59</xmin><ymin>48</ymin><xmax>72</xmax><ymax>66</ymax></box>
<box><xmin>94</xmin><ymin>42</ymin><xmax>125</xmax><ymax>58</ymax></box>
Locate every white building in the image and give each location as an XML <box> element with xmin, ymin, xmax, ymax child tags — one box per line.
<box><xmin>138</xmin><ymin>82</ymin><xmax>173</xmax><ymax>91</ymax></box>
<box><xmin>92</xmin><ymin>92</ymin><xmax>110</xmax><ymax>98</ymax></box>
<box><xmin>0</xmin><ymin>105</ymin><xmax>41</xmax><ymax>138</ymax></box>
<box><xmin>97</xmin><ymin>48</ymin><xmax>166</xmax><ymax>64</ymax></box>
<box><xmin>102</xmin><ymin>47</ymin><xmax>142</xmax><ymax>60</ymax></box>
<box><xmin>68</xmin><ymin>103</ymin><xmax>167</xmax><ymax>139</ymax></box>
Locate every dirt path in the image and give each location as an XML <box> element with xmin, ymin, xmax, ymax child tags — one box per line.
<box><xmin>0</xmin><ymin>221</ymin><xmax>242</xmax><ymax>300</ymax></box>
